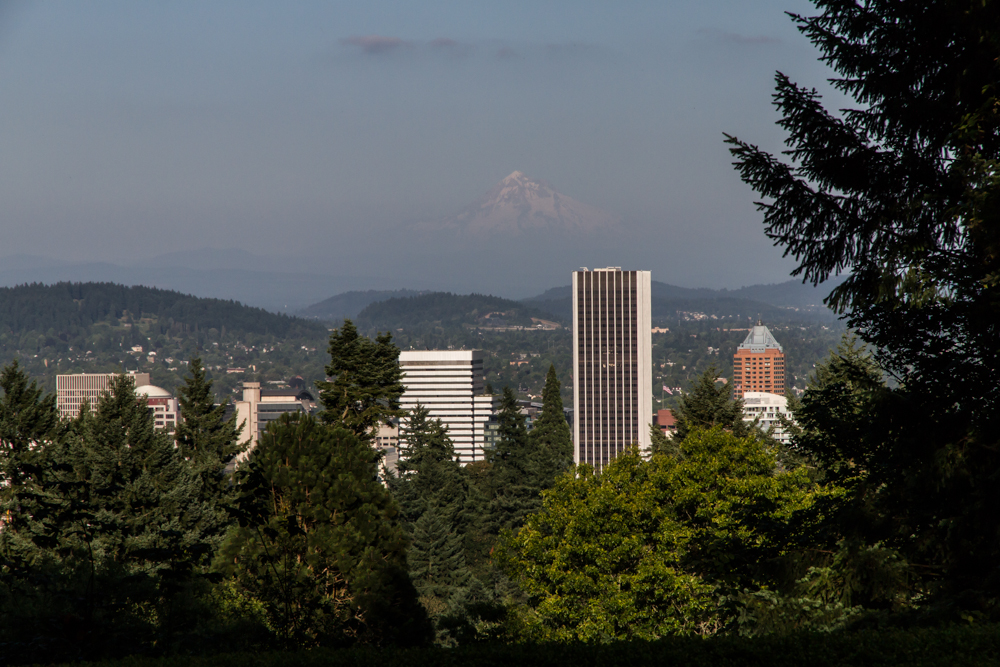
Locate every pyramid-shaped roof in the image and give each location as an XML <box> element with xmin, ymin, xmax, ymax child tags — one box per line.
<box><xmin>738</xmin><ymin>320</ymin><xmax>783</xmax><ymax>352</ymax></box>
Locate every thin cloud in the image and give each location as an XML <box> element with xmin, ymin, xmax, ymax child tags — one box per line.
<box><xmin>496</xmin><ymin>46</ymin><xmax>519</xmax><ymax>60</ymax></box>
<box><xmin>699</xmin><ymin>28</ymin><xmax>781</xmax><ymax>45</ymax></box>
<box><xmin>544</xmin><ymin>42</ymin><xmax>601</xmax><ymax>57</ymax></box>
<box><xmin>341</xmin><ymin>35</ymin><xmax>411</xmax><ymax>54</ymax></box>
<box><xmin>429</xmin><ymin>37</ymin><xmax>458</xmax><ymax>48</ymax></box>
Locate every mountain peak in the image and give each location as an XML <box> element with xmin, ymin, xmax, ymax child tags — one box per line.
<box><xmin>428</xmin><ymin>171</ymin><xmax>620</xmax><ymax>235</ymax></box>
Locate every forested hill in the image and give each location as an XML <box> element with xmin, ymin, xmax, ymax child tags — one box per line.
<box><xmin>297</xmin><ymin>289</ymin><xmax>430</xmax><ymax>322</ymax></box>
<box><xmin>355</xmin><ymin>292</ymin><xmax>563</xmax><ymax>332</ymax></box>
<box><xmin>0</xmin><ymin>282</ymin><xmax>326</xmax><ymax>338</ymax></box>
<box><xmin>0</xmin><ymin>282</ymin><xmax>330</xmax><ymax>396</ymax></box>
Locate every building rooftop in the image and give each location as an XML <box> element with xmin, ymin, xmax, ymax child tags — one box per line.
<box><xmin>738</xmin><ymin>320</ymin><xmax>783</xmax><ymax>353</ymax></box>
<box><xmin>135</xmin><ymin>384</ymin><xmax>172</xmax><ymax>398</ymax></box>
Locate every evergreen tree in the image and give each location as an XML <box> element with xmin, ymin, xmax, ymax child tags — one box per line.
<box><xmin>0</xmin><ymin>360</ymin><xmax>58</xmax><ymax>496</ymax></box>
<box><xmin>391</xmin><ymin>405</ymin><xmax>489</xmax><ymax>643</ymax></box>
<box><xmin>528</xmin><ymin>365</ymin><xmax>573</xmax><ymax>488</ymax></box>
<box><xmin>672</xmin><ymin>364</ymin><xmax>748</xmax><ymax>442</ymax></box>
<box><xmin>316</xmin><ymin>319</ymin><xmax>404</xmax><ymax>442</ymax></box>
<box><xmin>221</xmin><ymin>414</ymin><xmax>431</xmax><ymax>647</ymax></box>
<box><xmin>393</xmin><ymin>405</ymin><xmax>486</xmax><ymax>570</ymax></box>
<box><xmin>725</xmin><ymin>0</ymin><xmax>1000</xmax><ymax>599</ymax></box>
<box><xmin>175</xmin><ymin>357</ymin><xmax>244</xmax><ymax>516</ymax></box>
<box><xmin>489</xmin><ymin>387</ymin><xmax>531</xmax><ymax>483</ymax></box>
<box><xmin>408</xmin><ymin>506</ymin><xmax>472</xmax><ymax>602</ymax></box>
<box><xmin>75</xmin><ymin>374</ymin><xmax>220</xmax><ymax>579</ymax></box>
<box><xmin>648</xmin><ymin>423</ymin><xmax>680</xmax><ymax>459</ymax></box>
<box><xmin>487</xmin><ymin>387</ymin><xmax>539</xmax><ymax>532</ymax></box>
<box><xmin>1</xmin><ymin>374</ymin><xmax>220</xmax><ymax>660</ymax></box>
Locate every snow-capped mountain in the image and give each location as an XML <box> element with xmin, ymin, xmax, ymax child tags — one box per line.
<box><xmin>430</xmin><ymin>171</ymin><xmax>621</xmax><ymax>235</ymax></box>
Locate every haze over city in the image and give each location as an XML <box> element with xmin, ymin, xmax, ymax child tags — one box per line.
<box><xmin>0</xmin><ymin>1</ymin><xmax>846</xmax><ymax>305</ymax></box>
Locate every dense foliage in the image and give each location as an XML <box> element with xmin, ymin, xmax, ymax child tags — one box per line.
<box><xmin>22</xmin><ymin>624</ymin><xmax>1000</xmax><ymax>667</ymax></box>
<box><xmin>726</xmin><ymin>0</ymin><xmax>1000</xmax><ymax>607</ymax></box>
<box><xmin>219</xmin><ymin>415</ymin><xmax>429</xmax><ymax>647</ymax></box>
<box><xmin>498</xmin><ymin>430</ymin><xmax>817</xmax><ymax>640</ymax></box>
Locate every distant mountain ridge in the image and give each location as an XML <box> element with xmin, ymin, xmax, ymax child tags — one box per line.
<box><xmin>298</xmin><ymin>289</ymin><xmax>431</xmax><ymax>323</ymax></box>
<box><xmin>523</xmin><ymin>278</ymin><xmax>844</xmax><ymax>323</ymax></box>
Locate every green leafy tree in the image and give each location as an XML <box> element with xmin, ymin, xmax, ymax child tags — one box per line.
<box><xmin>498</xmin><ymin>427</ymin><xmax>817</xmax><ymax>641</ymax></box>
<box><xmin>725</xmin><ymin>0</ymin><xmax>1000</xmax><ymax>599</ymax></box>
<box><xmin>673</xmin><ymin>364</ymin><xmax>748</xmax><ymax>442</ymax></box>
<box><xmin>316</xmin><ymin>319</ymin><xmax>404</xmax><ymax>442</ymax></box>
<box><xmin>738</xmin><ymin>336</ymin><xmax>916</xmax><ymax>635</ymax></box>
<box><xmin>175</xmin><ymin>357</ymin><xmax>244</xmax><ymax>518</ymax></box>
<box><xmin>528</xmin><ymin>365</ymin><xmax>573</xmax><ymax>487</ymax></box>
<box><xmin>220</xmin><ymin>414</ymin><xmax>430</xmax><ymax>647</ymax></box>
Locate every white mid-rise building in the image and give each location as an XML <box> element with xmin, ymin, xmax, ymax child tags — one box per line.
<box><xmin>742</xmin><ymin>391</ymin><xmax>793</xmax><ymax>444</ymax></box>
<box><xmin>398</xmin><ymin>350</ymin><xmax>497</xmax><ymax>463</ymax></box>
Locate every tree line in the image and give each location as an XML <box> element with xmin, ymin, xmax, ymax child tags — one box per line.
<box><xmin>0</xmin><ymin>282</ymin><xmax>326</xmax><ymax>339</ymax></box>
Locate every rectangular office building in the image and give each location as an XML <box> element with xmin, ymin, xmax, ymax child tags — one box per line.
<box><xmin>57</xmin><ymin>371</ymin><xmax>151</xmax><ymax>420</ymax></box>
<box><xmin>399</xmin><ymin>350</ymin><xmax>497</xmax><ymax>463</ymax></box>
<box><xmin>572</xmin><ymin>268</ymin><xmax>652</xmax><ymax>468</ymax></box>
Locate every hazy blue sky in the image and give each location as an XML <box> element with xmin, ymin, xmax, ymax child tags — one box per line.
<box><xmin>0</xmin><ymin>1</ymin><xmax>845</xmax><ymax>297</ymax></box>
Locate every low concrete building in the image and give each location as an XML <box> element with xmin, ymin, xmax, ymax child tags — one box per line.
<box><xmin>233</xmin><ymin>381</ymin><xmax>318</xmax><ymax>452</ymax></box>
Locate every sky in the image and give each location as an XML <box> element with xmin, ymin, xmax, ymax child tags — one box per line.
<box><xmin>0</xmin><ymin>1</ymin><xmax>847</xmax><ymax>300</ymax></box>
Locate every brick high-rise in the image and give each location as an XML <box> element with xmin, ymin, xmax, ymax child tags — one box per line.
<box><xmin>732</xmin><ymin>320</ymin><xmax>785</xmax><ymax>398</ymax></box>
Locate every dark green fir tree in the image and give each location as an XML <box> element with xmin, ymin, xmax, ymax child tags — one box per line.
<box><xmin>528</xmin><ymin>365</ymin><xmax>573</xmax><ymax>488</ymax></box>
<box><xmin>316</xmin><ymin>319</ymin><xmax>404</xmax><ymax>442</ymax></box>
<box><xmin>220</xmin><ymin>414</ymin><xmax>431</xmax><ymax>647</ymax></box>
<box><xmin>175</xmin><ymin>357</ymin><xmax>244</xmax><ymax>516</ymax></box>
<box><xmin>0</xmin><ymin>360</ymin><xmax>59</xmax><ymax>498</ymax></box>
<box><xmin>408</xmin><ymin>505</ymin><xmax>472</xmax><ymax>603</ymax></box>
<box><xmin>672</xmin><ymin>364</ymin><xmax>748</xmax><ymax>442</ymax></box>
<box><xmin>487</xmin><ymin>386</ymin><xmax>539</xmax><ymax>533</ymax></box>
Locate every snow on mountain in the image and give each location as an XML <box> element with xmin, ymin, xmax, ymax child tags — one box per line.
<box><xmin>427</xmin><ymin>171</ymin><xmax>621</xmax><ymax>234</ymax></box>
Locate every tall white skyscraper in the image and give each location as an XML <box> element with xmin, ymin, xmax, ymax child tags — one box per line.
<box><xmin>572</xmin><ymin>268</ymin><xmax>652</xmax><ymax>469</ymax></box>
<box><xmin>398</xmin><ymin>350</ymin><xmax>497</xmax><ymax>463</ymax></box>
